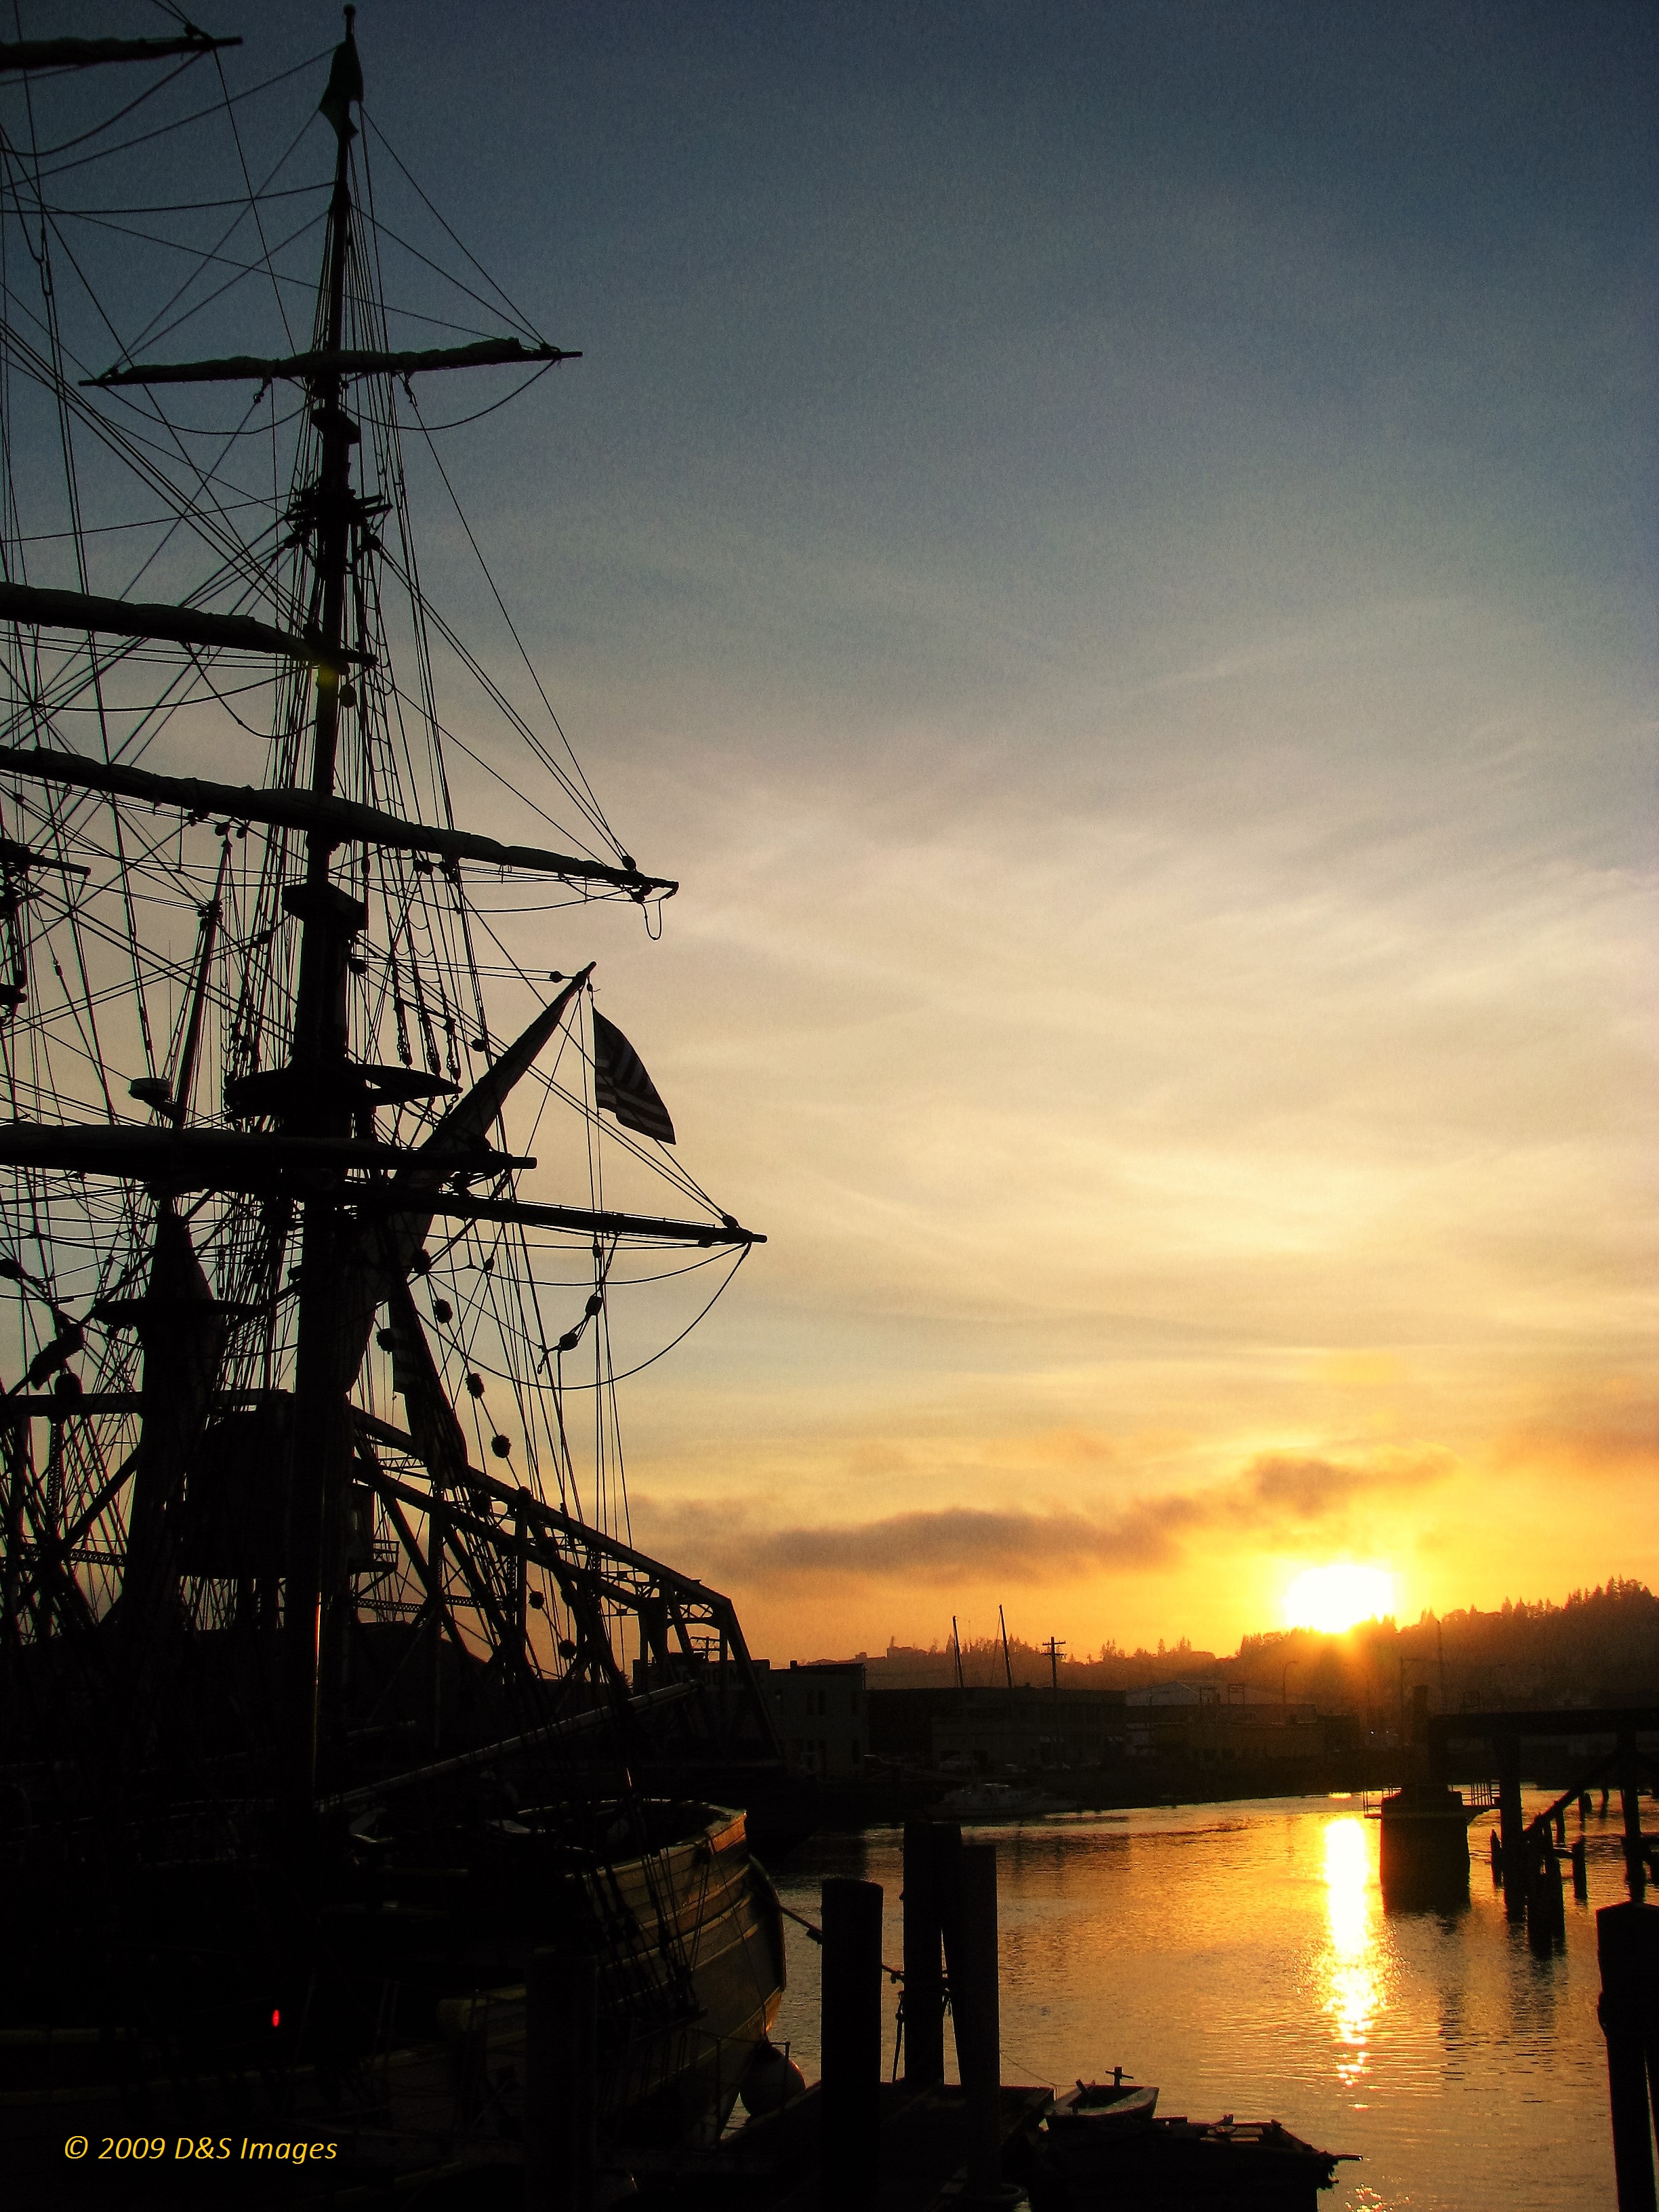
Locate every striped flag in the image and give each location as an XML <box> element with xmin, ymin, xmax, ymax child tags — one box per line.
<box><xmin>592</xmin><ymin>1009</ymin><xmax>676</xmax><ymax>1143</ymax></box>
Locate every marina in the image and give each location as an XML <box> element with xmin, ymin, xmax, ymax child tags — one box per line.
<box><xmin>769</xmin><ymin>1793</ymin><xmax>1636</xmax><ymax>2210</ymax></box>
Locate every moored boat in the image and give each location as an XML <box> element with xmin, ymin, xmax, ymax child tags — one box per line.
<box><xmin>937</xmin><ymin>1779</ymin><xmax>1078</xmax><ymax>1820</ymax></box>
<box><xmin>1030</xmin><ymin>2082</ymin><xmax>1353</xmax><ymax>2210</ymax></box>
<box><xmin>3</xmin><ymin>1800</ymin><xmax>783</xmax><ymax>2165</ymax></box>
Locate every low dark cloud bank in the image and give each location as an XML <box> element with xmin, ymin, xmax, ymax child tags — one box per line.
<box><xmin>639</xmin><ymin>1448</ymin><xmax>1452</xmax><ymax>1591</ymax></box>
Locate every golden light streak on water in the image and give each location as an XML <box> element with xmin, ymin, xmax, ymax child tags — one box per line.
<box><xmin>1322</xmin><ymin>1814</ymin><xmax>1381</xmax><ymax>2089</ymax></box>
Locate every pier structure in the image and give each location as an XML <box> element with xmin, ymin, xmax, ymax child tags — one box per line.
<box><xmin>1427</xmin><ymin>1707</ymin><xmax>1659</xmax><ymax>2209</ymax></box>
<box><xmin>1427</xmin><ymin>1706</ymin><xmax>1659</xmax><ymax>1923</ymax></box>
<box><xmin>623</xmin><ymin>1821</ymin><xmax>1045</xmax><ymax>2208</ymax></box>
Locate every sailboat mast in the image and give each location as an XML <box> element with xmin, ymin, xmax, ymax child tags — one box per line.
<box><xmin>283</xmin><ymin>10</ymin><xmax>368</xmax><ymax>1809</ymax></box>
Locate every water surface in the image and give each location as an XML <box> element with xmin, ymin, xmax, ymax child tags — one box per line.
<box><xmin>769</xmin><ymin>1792</ymin><xmax>1618</xmax><ymax>2209</ymax></box>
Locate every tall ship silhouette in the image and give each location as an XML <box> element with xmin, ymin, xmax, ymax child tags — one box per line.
<box><xmin>0</xmin><ymin>11</ymin><xmax>793</xmax><ymax>2186</ymax></box>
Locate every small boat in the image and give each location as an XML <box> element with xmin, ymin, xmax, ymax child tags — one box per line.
<box><xmin>1045</xmin><ymin>2074</ymin><xmax>1160</xmax><ymax>2132</ymax></box>
<box><xmin>1031</xmin><ymin>2083</ymin><xmax>1353</xmax><ymax>2209</ymax></box>
<box><xmin>936</xmin><ymin>1779</ymin><xmax>1077</xmax><ymax>1819</ymax></box>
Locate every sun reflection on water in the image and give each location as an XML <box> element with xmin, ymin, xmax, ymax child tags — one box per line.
<box><xmin>1322</xmin><ymin>1815</ymin><xmax>1381</xmax><ymax>2087</ymax></box>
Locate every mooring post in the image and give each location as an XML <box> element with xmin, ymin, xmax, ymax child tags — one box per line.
<box><xmin>1499</xmin><ymin>1737</ymin><xmax>1525</xmax><ymax>1921</ymax></box>
<box><xmin>1572</xmin><ymin>1836</ymin><xmax>1590</xmax><ymax>1902</ymax></box>
<box><xmin>1554</xmin><ymin>1805</ymin><xmax>1568</xmax><ymax>1850</ymax></box>
<box><xmin>1598</xmin><ymin>1902</ymin><xmax>1659</xmax><ymax>2212</ymax></box>
<box><xmin>1622</xmin><ymin>1734</ymin><xmax>1647</xmax><ymax>1903</ymax></box>
<box><xmin>1489</xmin><ymin>1826</ymin><xmax>1503</xmax><ymax>1883</ymax></box>
<box><xmin>1581</xmin><ymin>1791</ymin><xmax>1595</xmax><ymax>1826</ymax></box>
<box><xmin>903</xmin><ymin>1819</ymin><xmax>945</xmax><ymax>2087</ymax></box>
<box><xmin>1526</xmin><ymin>1830</ymin><xmax>1561</xmax><ymax>1954</ymax></box>
<box><xmin>525</xmin><ymin>1945</ymin><xmax>597</xmax><ymax>2212</ymax></box>
<box><xmin>943</xmin><ymin>1841</ymin><xmax>1013</xmax><ymax>2207</ymax></box>
<box><xmin>821</xmin><ymin>1876</ymin><xmax>884</xmax><ymax>2200</ymax></box>
<box><xmin>933</xmin><ymin>1815</ymin><xmax>964</xmax><ymax>1994</ymax></box>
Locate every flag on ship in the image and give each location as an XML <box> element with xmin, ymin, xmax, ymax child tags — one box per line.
<box><xmin>593</xmin><ymin>1009</ymin><xmax>676</xmax><ymax>1143</ymax></box>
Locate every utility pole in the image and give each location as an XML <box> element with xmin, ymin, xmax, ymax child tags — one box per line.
<box><xmin>998</xmin><ymin>1605</ymin><xmax>1014</xmax><ymax>1691</ymax></box>
<box><xmin>1399</xmin><ymin>1652</ymin><xmax>1434</xmax><ymax>1748</ymax></box>
<box><xmin>1042</xmin><ymin>1636</ymin><xmax>1066</xmax><ymax>1774</ymax></box>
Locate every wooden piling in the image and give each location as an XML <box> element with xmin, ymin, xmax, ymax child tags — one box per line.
<box><xmin>1499</xmin><ymin>1737</ymin><xmax>1525</xmax><ymax>1921</ymax></box>
<box><xmin>947</xmin><ymin>1840</ymin><xmax>1010</xmax><ymax>2208</ymax></box>
<box><xmin>1597</xmin><ymin>1902</ymin><xmax>1659</xmax><ymax>2212</ymax></box>
<box><xmin>525</xmin><ymin>1945</ymin><xmax>597</xmax><ymax>2212</ymax></box>
<box><xmin>933</xmin><ymin>1816</ymin><xmax>964</xmax><ymax>1988</ymax></box>
<box><xmin>1526</xmin><ymin>1830</ymin><xmax>1564</xmax><ymax>1953</ymax></box>
<box><xmin>1489</xmin><ymin>1828</ymin><xmax>1503</xmax><ymax>1883</ymax></box>
<box><xmin>821</xmin><ymin>1875</ymin><xmax>884</xmax><ymax>2201</ymax></box>
<box><xmin>1573</xmin><ymin>1837</ymin><xmax>1590</xmax><ymax>1902</ymax></box>
<box><xmin>1554</xmin><ymin>1806</ymin><xmax>1568</xmax><ymax>1850</ymax></box>
<box><xmin>1621</xmin><ymin>1734</ymin><xmax>1647</xmax><ymax>1903</ymax></box>
<box><xmin>1581</xmin><ymin>1792</ymin><xmax>1595</xmax><ymax>1825</ymax></box>
<box><xmin>1548</xmin><ymin>1844</ymin><xmax>1567</xmax><ymax>1940</ymax></box>
<box><xmin>903</xmin><ymin>1819</ymin><xmax>945</xmax><ymax>2087</ymax></box>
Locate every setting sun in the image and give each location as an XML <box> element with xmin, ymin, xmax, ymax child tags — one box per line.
<box><xmin>1284</xmin><ymin>1564</ymin><xmax>1396</xmax><ymax>1634</ymax></box>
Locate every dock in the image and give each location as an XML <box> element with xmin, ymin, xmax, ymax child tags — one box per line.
<box><xmin>629</xmin><ymin>2081</ymin><xmax>1052</xmax><ymax>2209</ymax></box>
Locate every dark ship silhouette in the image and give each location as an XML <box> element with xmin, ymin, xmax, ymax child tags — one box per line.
<box><xmin>0</xmin><ymin>12</ymin><xmax>797</xmax><ymax>2190</ymax></box>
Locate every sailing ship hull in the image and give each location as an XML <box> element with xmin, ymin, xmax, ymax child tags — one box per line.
<box><xmin>0</xmin><ymin>1804</ymin><xmax>782</xmax><ymax>2177</ymax></box>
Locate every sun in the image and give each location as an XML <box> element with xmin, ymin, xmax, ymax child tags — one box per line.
<box><xmin>1284</xmin><ymin>1563</ymin><xmax>1395</xmax><ymax>1634</ymax></box>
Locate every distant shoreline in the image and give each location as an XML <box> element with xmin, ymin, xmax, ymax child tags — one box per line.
<box><xmin>802</xmin><ymin>1755</ymin><xmax>1621</xmax><ymax>1835</ymax></box>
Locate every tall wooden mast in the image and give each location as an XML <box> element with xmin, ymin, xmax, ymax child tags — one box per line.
<box><xmin>283</xmin><ymin>9</ymin><xmax>368</xmax><ymax>1808</ymax></box>
<box><xmin>0</xmin><ymin>11</ymin><xmax>765</xmax><ymax>1809</ymax></box>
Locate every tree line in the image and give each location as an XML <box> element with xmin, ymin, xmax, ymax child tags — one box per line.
<box><xmin>869</xmin><ymin>1580</ymin><xmax>1659</xmax><ymax>1711</ymax></box>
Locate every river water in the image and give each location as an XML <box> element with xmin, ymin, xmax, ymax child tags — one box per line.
<box><xmin>767</xmin><ymin>1792</ymin><xmax>1620</xmax><ymax>2209</ymax></box>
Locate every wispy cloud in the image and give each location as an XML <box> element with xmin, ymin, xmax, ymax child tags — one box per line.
<box><xmin>421</xmin><ymin>2</ymin><xmax>1655</xmax><ymax>1654</ymax></box>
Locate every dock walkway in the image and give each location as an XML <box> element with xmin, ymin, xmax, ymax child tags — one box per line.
<box><xmin>629</xmin><ymin>2081</ymin><xmax>1050</xmax><ymax>2209</ymax></box>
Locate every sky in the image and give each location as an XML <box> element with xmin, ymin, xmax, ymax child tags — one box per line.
<box><xmin>31</xmin><ymin>1</ymin><xmax>1659</xmax><ymax>1660</ymax></box>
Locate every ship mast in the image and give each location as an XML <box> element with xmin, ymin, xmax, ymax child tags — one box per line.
<box><xmin>283</xmin><ymin>8</ymin><xmax>367</xmax><ymax>1812</ymax></box>
<box><xmin>0</xmin><ymin>12</ymin><xmax>771</xmax><ymax>1813</ymax></box>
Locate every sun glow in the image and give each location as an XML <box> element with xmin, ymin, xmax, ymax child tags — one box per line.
<box><xmin>1284</xmin><ymin>1563</ymin><xmax>1395</xmax><ymax>1633</ymax></box>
